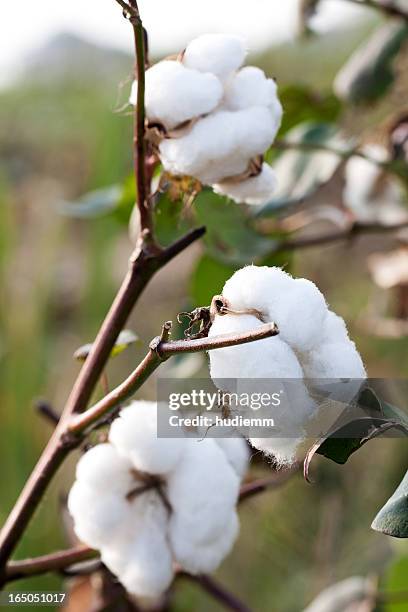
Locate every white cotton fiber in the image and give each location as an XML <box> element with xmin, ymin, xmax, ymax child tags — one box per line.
<box><xmin>224</xmin><ymin>67</ymin><xmax>283</xmax><ymax>128</ymax></box>
<box><xmin>249</xmin><ymin>436</ymin><xmax>303</xmax><ymax>467</ymax></box>
<box><xmin>208</xmin><ymin>313</ymin><xmax>304</xmax><ymax>382</ymax></box>
<box><xmin>108</xmin><ymin>494</ymin><xmax>173</xmax><ymax>599</ymax></box>
<box><xmin>130</xmin><ymin>61</ymin><xmax>223</xmax><ymax>130</ymax></box>
<box><xmin>221</xmin><ymin>266</ymin><xmax>328</xmax><ymax>352</ymax></box>
<box><xmin>175</xmin><ymin>511</ymin><xmax>240</xmax><ymax>575</ymax></box>
<box><xmin>168</xmin><ymin>439</ymin><xmax>240</xmax><ymax>549</ymax></box>
<box><xmin>75</xmin><ymin>443</ymin><xmax>134</xmax><ymax>496</ymax></box>
<box><xmin>159</xmin><ymin>106</ymin><xmax>278</xmax><ymax>184</ymax></box>
<box><xmin>213</xmin><ymin>163</ymin><xmax>278</xmax><ymax>205</ymax></box>
<box><xmin>68</xmin><ymin>481</ymin><xmax>131</xmax><ymax>549</ymax></box>
<box><xmin>303</xmin><ymin>341</ymin><xmax>366</xmax><ymax>380</ymax></box>
<box><xmin>214</xmin><ymin>437</ymin><xmax>250</xmax><ymax>480</ymax></box>
<box><xmin>182</xmin><ymin>34</ymin><xmax>247</xmax><ymax>80</ymax></box>
<box><xmin>109</xmin><ymin>400</ymin><xmax>186</xmax><ymax>475</ymax></box>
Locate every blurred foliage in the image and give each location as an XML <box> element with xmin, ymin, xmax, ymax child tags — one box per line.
<box><xmin>334</xmin><ymin>22</ymin><xmax>408</xmax><ymax>105</ymax></box>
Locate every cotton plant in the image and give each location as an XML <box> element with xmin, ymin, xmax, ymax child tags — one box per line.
<box><xmin>208</xmin><ymin>265</ymin><xmax>366</xmax><ymax>465</ymax></box>
<box><xmin>68</xmin><ymin>400</ymin><xmax>249</xmax><ymax>601</ymax></box>
<box><xmin>130</xmin><ymin>33</ymin><xmax>283</xmax><ymax>206</ymax></box>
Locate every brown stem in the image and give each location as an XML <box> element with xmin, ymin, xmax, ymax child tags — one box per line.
<box><xmin>6</xmin><ymin>546</ymin><xmax>97</xmax><ymax>582</ymax></box>
<box><xmin>272</xmin><ymin>219</ymin><xmax>408</xmax><ymax>253</ymax></box>
<box><xmin>68</xmin><ymin>322</ymin><xmax>278</xmax><ymax>435</ymax></box>
<box><xmin>179</xmin><ymin>573</ymin><xmax>252</xmax><ymax>612</ymax></box>
<box><xmin>0</xmin><ymin>227</ymin><xmax>204</xmax><ymax>572</ymax></box>
<box><xmin>238</xmin><ymin>467</ymin><xmax>299</xmax><ymax>503</ymax></box>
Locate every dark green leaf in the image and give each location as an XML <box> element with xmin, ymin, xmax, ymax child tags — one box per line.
<box><xmin>194</xmin><ymin>190</ymin><xmax>276</xmax><ymax>265</ymax></box>
<box><xmin>372</xmin><ymin>470</ymin><xmax>408</xmax><ymax>538</ymax></box>
<box><xmin>279</xmin><ymin>85</ymin><xmax>342</xmax><ymax>136</ymax></box>
<box><xmin>334</xmin><ymin>22</ymin><xmax>408</xmax><ymax>105</ymax></box>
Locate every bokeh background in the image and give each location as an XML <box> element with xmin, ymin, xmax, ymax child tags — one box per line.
<box><xmin>0</xmin><ymin>1</ymin><xmax>408</xmax><ymax>610</ymax></box>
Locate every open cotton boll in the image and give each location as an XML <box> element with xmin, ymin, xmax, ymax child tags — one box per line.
<box><xmin>213</xmin><ymin>163</ymin><xmax>278</xmax><ymax>205</ymax></box>
<box><xmin>75</xmin><ymin>443</ymin><xmax>134</xmax><ymax>496</ymax></box>
<box><xmin>222</xmin><ymin>265</ymin><xmax>294</xmax><ymax>317</ymax></box>
<box><xmin>130</xmin><ymin>61</ymin><xmax>223</xmax><ymax>130</ymax></box>
<box><xmin>109</xmin><ymin>401</ymin><xmax>186</xmax><ymax>475</ymax></box>
<box><xmin>214</xmin><ymin>437</ymin><xmax>250</xmax><ymax>480</ymax></box>
<box><xmin>68</xmin><ymin>481</ymin><xmax>131</xmax><ymax>549</ymax></box>
<box><xmin>168</xmin><ymin>439</ymin><xmax>240</xmax><ymax>547</ymax></box>
<box><xmin>107</xmin><ymin>494</ymin><xmax>173</xmax><ymax>600</ymax></box>
<box><xmin>302</xmin><ymin>341</ymin><xmax>366</xmax><ymax>380</ymax></box>
<box><xmin>159</xmin><ymin>106</ymin><xmax>278</xmax><ymax>184</ymax></box>
<box><xmin>182</xmin><ymin>33</ymin><xmax>247</xmax><ymax>80</ymax></box>
<box><xmin>224</xmin><ymin>67</ymin><xmax>282</xmax><ymax>118</ymax></box>
<box><xmin>208</xmin><ymin>313</ymin><xmax>304</xmax><ymax>383</ymax></box>
<box><xmin>221</xmin><ymin>266</ymin><xmax>328</xmax><ymax>352</ymax></box>
<box><xmin>175</xmin><ymin>511</ymin><xmax>240</xmax><ymax>575</ymax></box>
<box><xmin>249</xmin><ymin>436</ymin><xmax>304</xmax><ymax>467</ymax></box>
<box><xmin>320</xmin><ymin>310</ymin><xmax>350</xmax><ymax>344</ymax></box>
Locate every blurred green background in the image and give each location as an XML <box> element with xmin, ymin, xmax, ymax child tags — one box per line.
<box><xmin>0</xmin><ymin>10</ymin><xmax>407</xmax><ymax>611</ymax></box>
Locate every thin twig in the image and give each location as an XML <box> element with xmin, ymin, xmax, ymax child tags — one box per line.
<box><xmin>341</xmin><ymin>0</ymin><xmax>408</xmax><ymax>22</ymax></box>
<box><xmin>239</xmin><ymin>466</ymin><xmax>299</xmax><ymax>503</ymax></box>
<box><xmin>68</xmin><ymin>322</ymin><xmax>278</xmax><ymax>436</ymax></box>
<box><xmin>179</xmin><ymin>572</ymin><xmax>252</xmax><ymax>612</ymax></box>
<box><xmin>6</xmin><ymin>546</ymin><xmax>97</xmax><ymax>582</ymax></box>
<box><xmin>0</xmin><ymin>0</ymin><xmax>204</xmax><ymax>571</ymax></box>
<box><xmin>35</xmin><ymin>400</ymin><xmax>60</xmax><ymax>426</ymax></box>
<box><xmin>271</xmin><ymin>219</ymin><xmax>408</xmax><ymax>253</ymax></box>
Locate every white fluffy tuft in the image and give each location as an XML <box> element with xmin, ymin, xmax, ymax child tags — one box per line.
<box><xmin>130</xmin><ymin>61</ymin><xmax>223</xmax><ymax>130</ymax></box>
<box><xmin>109</xmin><ymin>400</ymin><xmax>186</xmax><ymax>475</ymax></box>
<box><xmin>213</xmin><ymin>163</ymin><xmax>278</xmax><ymax>205</ymax></box>
<box><xmin>182</xmin><ymin>34</ymin><xmax>247</xmax><ymax>80</ymax></box>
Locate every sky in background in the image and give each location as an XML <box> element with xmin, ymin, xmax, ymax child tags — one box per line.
<box><xmin>0</xmin><ymin>0</ymin><xmax>368</xmax><ymax>78</ymax></box>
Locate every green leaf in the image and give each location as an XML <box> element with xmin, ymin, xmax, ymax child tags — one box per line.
<box><xmin>372</xmin><ymin>470</ymin><xmax>408</xmax><ymax>538</ymax></box>
<box><xmin>57</xmin><ymin>185</ymin><xmax>122</xmax><ymax>218</ymax></box>
<box><xmin>154</xmin><ymin>192</ymin><xmax>192</xmax><ymax>247</ymax></box>
<box><xmin>304</xmin><ymin>386</ymin><xmax>408</xmax><ymax>474</ymax></box>
<box><xmin>74</xmin><ymin>329</ymin><xmax>140</xmax><ymax>362</ymax></box>
<box><xmin>279</xmin><ymin>85</ymin><xmax>342</xmax><ymax>136</ymax></box>
<box><xmin>194</xmin><ymin>190</ymin><xmax>276</xmax><ymax>265</ymax></box>
<box><xmin>190</xmin><ymin>254</ymin><xmax>237</xmax><ymax>306</ymax></box>
<box><xmin>334</xmin><ymin>22</ymin><xmax>408</xmax><ymax>105</ymax></box>
<box><xmin>256</xmin><ymin>122</ymin><xmax>350</xmax><ymax>217</ymax></box>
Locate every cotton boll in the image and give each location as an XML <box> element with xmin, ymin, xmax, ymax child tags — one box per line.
<box><xmin>68</xmin><ymin>482</ymin><xmax>131</xmax><ymax>549</ymax></box>
<box><xmin>213</xmin><ymin>163</ymin><xmax>278</xmax><ymax>205</ymax></box>
<box><xmin>182</xmin><ymin>34</ymin><xmax>247</xmax><ymax>80</ymax></box>
<box><xmin>302</xmin><ymin>341</ymin><xmax>366</xmax><ymax>380</ymax></box>
<box><xmin>130</xmin><ymin>61</ymin><xmax>223</xmax><ymax>130</ymax></box>
<box><xmin>109</xmin><ymin>401</ymin><xmax>186</xmax><ymax>475</ymax></box>
<box><xmin>105</xmin><ymin>492</ymin><xmax>174</xmax><ymax>600</ymax></box>
<box><xmin>222</xmin><ymin>265</ymin><xmax>294</xmax><ymax>318</ymax></box>
<box><xmin>75</xmin><ymin>444</ymin><xmax>134</xmax><ymax>496</ymax></box>
<box><xmin>159</xmin><ymin>107</ymin><xmax>278</xmax><ymax>184</ymax></box>
<box><xmin>320</xmin><ymin>310</ymin><xmax>350</xmax><ymax>344</ymax></box>
<box><xmin>221</xmin><ymin>266</ymin><xmax>328</xmax><ymax>352</ymax></box>
<box><xmin>249</xmin><ymin>436</ymin><xmax>303</xmax><ymax>467</ymax></box>
<box><xmin>208</xmin><ymin>313</ymin><xmax>304</xmax><ymax>383</ymax></box>
<box><xmin>175</xmin><ymin>511</ymin><xmax>240</xmax><ymax>574</ymax></box>
<box><xmin>214</xmin><ymin>437</ymin><xmax>250</xmax><ymax>480</ymax></box>
<box><xmin>267</xmin><ymin>278</ymin><xmax>328</xmax><ymax>352</ymax></box>
<box><xmin>168</xmin><ymin>439</ymin><xmax>240</xmax><ymax>547</ymax></box>
<box><xmin>224</xmin><ymin>67</ymin><xmax>277</xmax><ymax>109</ymax></box>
